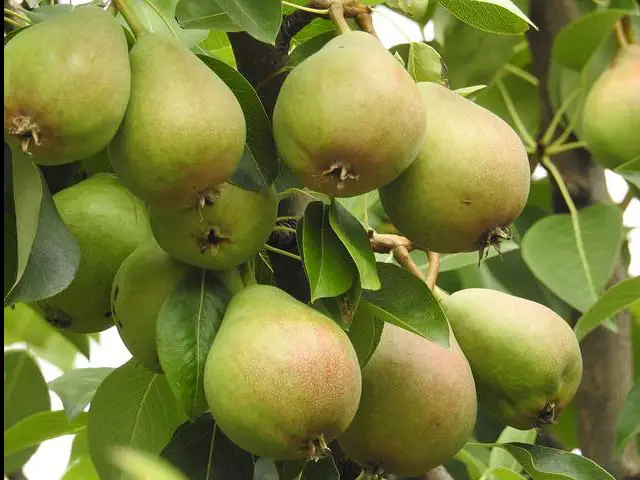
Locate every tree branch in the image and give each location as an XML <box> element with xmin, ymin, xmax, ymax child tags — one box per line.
<box><xmin>526</xmin><ymin>1</ymin><xmax>639</xmax><ymax>476</ymax></box>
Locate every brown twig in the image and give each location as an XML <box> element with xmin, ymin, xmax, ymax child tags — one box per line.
<box><xmin>328</xmin><ymin>2</ymin><xmax>351</xmax><ymax>33</ymax></box>
<box><xmin>355</xmin><ymin>11</ymin><xmax>378</xmax><ymax>38</ymax></box>
<box><xmin>620</xmin><ymin>190</ymin><xmax>633</xmax><ymax>212</ymax></box>
<box><xmin>368</xmin><ymin>230</ymin><xmax>442</xmax><ymax>289</ymax></box>
<box><xmin>426</xmin><ymin>251</ymin><xmax>441</xmax><ymax>290</ymax></box>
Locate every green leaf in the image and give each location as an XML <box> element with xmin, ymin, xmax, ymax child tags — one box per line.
<box><xmin>288</xmin><ymin>31</ymin><xmax>337</xmax><ymax>67</ymax></box>
<box><xmin>4</xmin><ymin>349</ymin><xmax>51</xmax><ymax>473</ymax></box>
<box><xmin>521</xmin><ymin>204</ymin><xmax>624</xmax><ymax>312</ymax></box>
<box><xmin>175</xmin><ymin>0</ymin><xmax>241</xmax><ymax>31</ymax></box>
<box><xmin>407</xmin><ymin>42</ymin><xmax>445</xmax><ymax>83</ymax></box>
<box><xmin>475</xmin><ymin>71</ymin><xmax>540</xmax><ymax>144</ymax></box>
<box><xmin>157</xmin><ymin>269</ymin><xmax>231</xmax><ymax>420</ymax></box>
<box><xmin>346</xmin><ymin>300</ymin><xmax>382</xmax><ymax>368</ymax></box>
<box><xmin>497</xmin><ymin>443</ymin><xmax>615</xmax><ymax>480</ymax></box>
<box><xmin>422</xmin><ymin>241</ymin><xmax>520</xmax><ymax>273</ymax></box>
<box><xmin>329</xmin><ymin>200</ymin><xmax>381</xmax><ymax>291</ymax></box>
<box><xmin>197</xmin><ymin>55</ymin><xmax>278</xmax><ymax>190</ymax></box>
<box><xmin>438</xmin><ymin>0</ymin><xmax>536</xmax><ymax>35</ymax></box>
<box><xmin>455</xmin><ymin>84</ymin><xmax>489</xmax><ymax>97</ymax></box>
<box><xmin>23</xmin><ymin>4</ymin><xmax>73</xmax><ymax>22</ymax></box>
<box><xmin>552</xmin><ymin>10</ymin><xmax>630</xmax><ymax>71</ymax></box>
<box><xmin>48</xmin><ymin>368</ymin><xmax>113</xmax><ymax>420</ymax></box>
<box><xmin>301</xmin><ymin>455</ymin><xmax>340</xmax><ymax>479</ymax></box>
<box><xmin>110</xmin><ymin>447</ymin><xmax>188</xmax><ymax>480</ymax></box>
<box><xmin>433</xmin><ymin>6</ymin><xmax>521</xmax><ymax>89</ymax></box>
<box><xmin>253</xmin><ymin>458</ymin><xmax>279</xmax><ymax>480</ymax></box>
<box><xmin>455</xmin><ymin>447</ymin><xmax>489</xmax><ymax>480</ymax></box>
<box><xmin>200</xmin><ymin>31</ymin><xmax>236</xmax><ymax>67</ymax></box>
<box><xmin>574</xmin><ymin>277</ymin><xmax>640</xmax><ymax>341</ymax></box>
<box><xmin>480</xmin><ymin>467</ymin><xmax>527</xmax><ymax>480</ymax></box>
<box><xmin>87</xmin><ymin>360</ymin><xmax>186</xmax><ymax>480</ymax></box>
<box><xmin>615</xmin><ymin>157</ymin><xmax>640</xmax><ymax>189</ymax></box>
<box><xmin>63</xmin><ymin>430</ymin><xmax>100</xmax><ymax>480</ymax></box>
<box><xmin>278</xmin><ymin>459</ymin><xmax>306</xmax><ymax>480</ymax></box>
<box><xmin>4</xmin><ymin>410</ymin><xmax>88</xmax><ymax>457</ymax></box>
<box><xmin>615</xmin><ymin>380</ymin><xmax>640</xmax><ymax>453</ymax></box>
<box><xmin>160</xmin><ymin>413</ymin><xmax>254</xmax><ymax>479</ymax></box>
<box><xmin>128</xmin><ymin>0</ymin><xmax>207</xmax><ymax>48</ymax></box>
<box><xmin>5</xmin><ymin>169</ymin><xmax>81</xmax><ymax>306</ymax></box>
<box><xmin>9</xmin><ymin>150</ymin><xmax>42</xmax><ymax>295</ymax></box>
<box><xmin>215</xmin><ymin>0</ymin><xmax>282</xmax><ymax>44</ymax></box>
<box><xmin>4</xmin><ymin>304</ymin><xmax>81</xmax><ymax>371</ymax></box>
<box><xmin>62</xmin><ymin>456</ymin><xmax>100</xmax><ymax>480</ymax></box>
<box><xmin>489</xmin><ymin>427</ymin><xmax>537</xmax><ymax>472</ymax></box>
<box><xmin>300</xmin><ymin>201</ymin><xmax>357</xmax><ymax>302</ymax></box>
<box><xmin>362</xmin><ymin>263</ymin><xmax>450</xmax><ymax>346</ymax></box>
<box><xmin>4</xmin><ymin>152</ymin><xmax>18</xmax><ymax>297</ymax></box>
<box><xmin>292</xmin><ymin>18</ymin><xmax>335</xmax><ymax>45</ymax></box>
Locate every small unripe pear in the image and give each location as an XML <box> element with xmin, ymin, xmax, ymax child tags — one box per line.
<box><xmin>111</xmin><ymin>239</ymin><xmax>191</xmax><ymax>373</ymax></box>
<box><xmin>582</xmin><ymin>45</ymin><xmax>640</xmax><ymax>169</ymax></box>
<box><xmin>149</xmin><ymin>183</ymin><xmax>277</xmax><ymax>271</ymax></box>
<box><xmin>442</xmin><ymin>288</ymin><xmax>583</xmax><ymax>430</ymax></box>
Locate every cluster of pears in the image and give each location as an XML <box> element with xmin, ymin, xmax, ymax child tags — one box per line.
<box><xmin>5</xmin><ymin>6</ymin><xmax>276</xmax><ymax>331</ymax></box>
<box><xmin>5</xmin><ymin>7</ymin><xmax>586</xmax><ymax>478</ymax></box>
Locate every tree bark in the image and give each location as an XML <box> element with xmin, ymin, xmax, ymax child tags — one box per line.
<box><xmin>526</xmin><ymin>1</ymin><xmax>638</xmax><ymax>476</ymax></box>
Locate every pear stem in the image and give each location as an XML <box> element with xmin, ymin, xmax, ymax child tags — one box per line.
<box><xmin>4</xmin><ymin>16</ymin><xmax>22</xmax><ymax>28</ymax></box>
<box><xmin>238</xmin><ymin>262</ymin><xmax>257</xmax><ymax>287</ymax></box>
<box><xmin>542</xmin><ymin>155</ymin><xmax>598</xmax><ymax>301</ymax></box>
<box><xmin>545</xmin><ymin>141</ymin><xmax>586</xmax><ymax>156</ymax></box>
<box><xmin>112</xmin><ymin>0</ymin><xmax>147</xmax><ymax>38</ymax></box>
<box><xmin>620</xmin><ymin>190</ymin><xmax>633</xmax><ymax>212</ymax></box>
<box><xmin>368</xmin><ymin>230</ymin><xmax>442</xmax><ymax>291</ymax></box>
<box><xmin>212</xmin><ymin>268</ymin><xmax>246</xmax><ymax>295</ymax></box>
<box><xmin>4</xmin><ymin>7</ymin><xmax>30</xmax><ymax>23</ymax></box>
<box><xmin>426</xmin><ymin>251</ymin><xmax>441</xmax><ymax>290</ymax></box>
<box><xmin>614</xmin><ymin>19</ymin><xmax>629</xmax><ymax>48</ymax></box>
<box><xmin>329</xmin><ymin>2</ymin><xmax>351</xmax><ymax>34</ymax></box>
<box><xmin>272</xmin><ymin>225</ymin><xmax>297</xmax><ymax>234</ymax></box>
<box><xmin>495</xmin><ymin>78</ymin><xmax>537</xmax><ymax>150</ymax></box>
<box><xmin>433</xmin><ymin>285</ymin><xmax>450</xmax><ymax>302</ymax></box>
<box><xmin>282</xmin><ymin>1</ymin><xmax>329</xmax><ymax>15</ymax></box>
<box><xmin>355</xmin><ymin>11</ymin><xmax>378</xmax><ymax>39</ymax></box>
<box><xmin>540</xmin><ymin>88</ymin><xmax>581</xmax><ymax>147</ymax></box>
<box><xmin>276</xmin><ymin>215</ymin><xmax>301</xmax><ymax>222</ymax></box>
<box><xmin>503</xmin><ymin>63</ymin><xmax>539</xmax><ymax>86</ymax></box>
<box><xmin>263</xmin><ymin>244</ymin><xmax>302</xmax><ymax>261</ymax></box>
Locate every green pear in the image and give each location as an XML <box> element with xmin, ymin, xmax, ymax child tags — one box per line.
<box><xmin>111</xmin><ymin>239</ymin><xmax>191</xmax><ymax>373</ymax></box>
<box><xmin>442</xmin><ymin>288</ymin><xmax>583</xmax><ymax>430</ymax></box>
<box><xmin>379</xmin><ymin>82</ymin><xmax>530</xmax><ymax>254</ymax></box>
<box><xmin>35</xmin><ymin>173</ymin><xmax>152</xmax><ymax>333</ymax></box>
<box><xmin>4</xmin><ymin>7</ymin><xmax>130</xmax><ymax>166</ymax></box>
<box><xmin>204</xmin><ymin>285</ymin><xmax>362</xmax><ymax>460</ymax></box>
<box><xmin>337</xmin><ymin>324</ymin><xmax>477</xmax><ymax>477</ymax></box>
<box><xmin>149</xmin><ymin>183</ymin><xmax>277</xmax><ymax>271</ymax></box>
<box><xmin>582</xmin><ymin>45</ymin><xmax>640</xmax><ymax>169</ymax></box>
<box><xmin>108</xmin><ymin>33</ymin><xmax>246</xmax><ymax>210</ymax></box>
<box><xmin>273</xmin><ymin>31</ymin><xmax>426</xmax><ymax>197</ymax></box>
